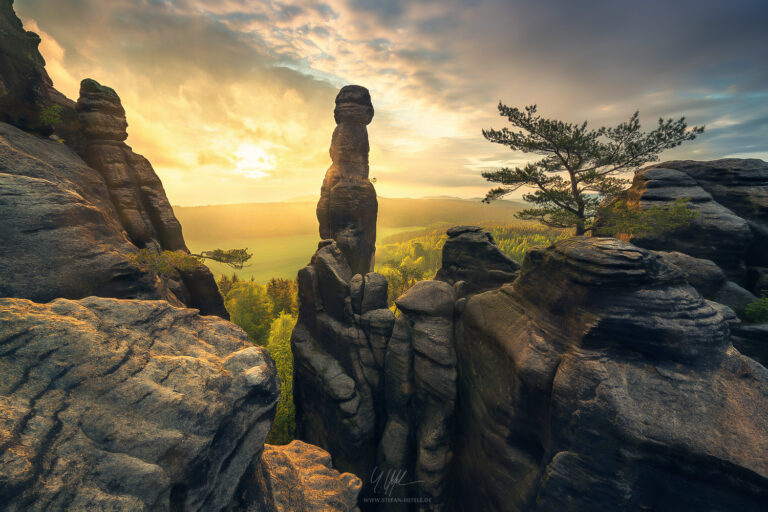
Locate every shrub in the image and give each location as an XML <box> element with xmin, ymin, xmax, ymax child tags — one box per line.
<box><xmin>265</xmin><ymin>313</ymin><xmax>297</xmax><ymax>444</ymax></box>
<box><xmin>39</xmin><ymin>104</ymin><xmax>63</xmax><ymax>126</ymax></box>
<box><xmin>744</xmin><ymin>294</ymin><xmax>768</xmax><ymax>323</ymax></box>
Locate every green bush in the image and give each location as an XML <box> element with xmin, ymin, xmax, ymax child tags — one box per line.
<box><xmin>598</xmin><ymin>197</ymin><xmax>698</xmax><ymax>240</ymax></box>
<box><xmin>744</xmin><ymin>294</ymin><xmax>768</xmax><ymax>323</ymax></box>
<box><xmin>224</xmin><ymin>281</ymin><xmax>273</xmax><ymax>345</ymax></box>
<box><xmin>39</xmin><ymin>104</ymin><xmax>63</xmax><ymax>126</ymax></box>
<box><xmin>130</xmin><ymin>249</ymin><xmax>202</xmax><ymax>278</ymax></box>
<box><xmin>265</xmin><ymin>313</ymin><xmax>297</xmax><ymax>445</ymax></box>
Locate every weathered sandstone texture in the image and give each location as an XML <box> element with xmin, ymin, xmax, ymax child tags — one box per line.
<box><xmin>0</xmin><ymin>297</ymin><xmax>279</xmax><ymax>511</ymax></box>
<box><xmin>227</xmin><ymin>440</ymin><xmax>362</xmax><ymax>512</ymax></box>
<box><xmin>317</xmin><ymin>85</ymin><xmax>378</xmax><ymax>276</ymax></box>
<box><xmin>453</xmin><ymin>237</ymin><xmax>768</xmax><ymax>511</ymax></box>
<box><xmin>435</xmin><ymin>225</ymin><xmax>520</xmax><ymax>296</ymax></box>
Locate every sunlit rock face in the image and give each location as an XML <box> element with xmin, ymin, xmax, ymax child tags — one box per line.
<box><xmin>317</xmin><ymin>85</ymin><xmax>378</xmax><ymax>276</ymax></box>
<box><xmin>227</xmin><ymin>440</ymin><xmax>362</xmax><ymax>512</ymax></box>
<box><xmin>453</xmin><ymin>237</ymin><xmax>768</xmax><ymax>511</ymax></box>
<box><xmin>0</xmin><ymin>297</ymin><xmax>280</xmax><ymax>511</ymax></box>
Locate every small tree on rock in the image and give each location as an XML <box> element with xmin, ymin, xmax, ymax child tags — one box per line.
<box><xmin>481</xmin><ymin>105</ymin><xmax>704</xmax><ymax>235</ymax></box>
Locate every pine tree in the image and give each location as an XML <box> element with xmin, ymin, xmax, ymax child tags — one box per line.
<box><xmin>482</xmin><ymin>105</ymin><xmax>704</xmax><ymax>235</ymax></box>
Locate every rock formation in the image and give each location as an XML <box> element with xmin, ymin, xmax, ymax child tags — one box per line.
<box><xmin>453</xmin><ymin>237</ymin><xmax>768</xmax><ymax>511</ymax></box>
<box><xmin>435</xmin><ymin>225</ymin><xmax>520</xmax><ymax>296</ymax></box>
<box><xmin>0</xmin><ymin>121</ymin><xmax>167</xmax><ymax>302</ymax></box>
<box><xmin>0</xmin><ymin>0</ymin><xmax>55</xmax><ymax>135</ymax></box>
<box><xmin>598</xmin><ymin>159</ymin><xmax>768</xmax><ymax>294</ymax></box>
<box><xmin>595</xmin><ymin>159</ymin><xmax>768</xmax><ymax>362</ymax></box>
<box><xmin>228</xmin><ymin>440</ymin><xmax>362</xmax><ymax>512</ymax></box>
<box><xmin>0</xmin><ymin>0</ymin><xmax>227</xmax><ymax>318</ymax></box>
<box><xmin>1</xmin><ymin>5</ymin><xmax>360</xmax><ymax>511</ymax></box>
<box><xmin>0</xmin><ymin>297</ymin><xmax>280</xmax><ymax>510</ymax></box>
<box><xmin>317</xmin><ymin>85</ymin><xmax>378</xmax><ymax>276</ymax></box>
<box><xmin>292</xmin><ymin>240</ymin><xmax>394</xmax><ymax>503</ymax></box>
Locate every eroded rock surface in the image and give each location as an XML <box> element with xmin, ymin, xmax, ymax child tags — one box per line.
<box><xmin>601</xmin><ymin>159</ymin><xmax>768</xmax><ymax>296</ymax></box>
<box><xmin>228</xmin><ymin>440</ymin><xmax>362</xmax><ymax>512</ymax></box>
<box><xmin>316</xmin><ymin>85</ymin><xmax>378</xmax><ymax>275</ymax></box>
<box><xmin>0</xmin><ymin>297</ymin><xmax>280</xmax><ymax>511</ymax></box>
<box><xmin>0</xmin><ymin>0</ymin><xmax>55</xmax><ymax>135</ymax></box>
<box><xmin>435</xmin><ymin>225</ymin><xmax>520</xmax><ymax>296</ymax></box>
<box><xmin>453</xmin><ymin>237</ymin><xmax>768</xmax><ymax>511</ymax></box>
<box><xmin>0</xmin><ymin>122</ymin><xmax>166</xmax><ymax>302</ymax></box>
<box><xmin>292</xmin><ymin>241</ymin><xmax>394</xmax><ymax>502</ymax></box>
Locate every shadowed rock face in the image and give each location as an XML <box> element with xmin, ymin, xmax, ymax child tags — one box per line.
<box><xmin>0</xmin><ymin>122</ymin><xmax>167</xmax><ymax>302</ymax></box>
<box><xmin>453</xmin><ymin>237</ymin><xmax>768</xmax><ymax>511</ymax></box>
<box><xmin>601</xmin><ymin>159</ymin><xmax>768</xmax><ymax>294</ymax></box>
<box><xmin>316</xmin><ymin>85</ymin><xmax>378</xmax><ymax>276</ymax></box>
<box><xmin>292</xmin><ymin>240</ymin><xmax>394</xmax><ymax>504</ymax></box>
<box><xmin>0</xmin><ymin>297</ymin><xmax>280</xmax><ymax>511</ymax></box>
<box><xmin>0</xmin><ymin>0</ymin><xmax>54</xmax><ymax>135</ymax></box>
<box><xmin>435</xmin><ymin>225</ymin><xmax>520</xmax><ymax>296</ymax></box>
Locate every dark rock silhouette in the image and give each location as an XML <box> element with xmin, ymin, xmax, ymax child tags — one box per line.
<box><xmin>317</xmin><ymin>85</ymin><xmax>378</xmax><ymax>276</ymax></box>
<box><xmin>435</xmin><ymin>225</ymin><xmax>520</xmax><ymax>296</ymax></box>
<box><xmin>599</xmin><ymin>159</ymin><xmax>768</xmax><ymax>294</ymax></box>
<box><xmin>453</xmin><ymin>237</ymin><xmax>768</xmax><ymax>511</ymax></box>
<box><xmin>0</xmin><ymin>4</ymin><xmax>227</xmax><ymax>319</ymax></box>
<box><xmin>0</xmin><ymin>0</ymin><xmax>55</xmax><ymax>135</ymax></box>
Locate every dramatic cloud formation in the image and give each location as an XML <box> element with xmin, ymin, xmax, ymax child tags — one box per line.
<box><xmin>15</xmin><ymin>0</ymin><xmax>768</xmax><ymax>205</ymax></box>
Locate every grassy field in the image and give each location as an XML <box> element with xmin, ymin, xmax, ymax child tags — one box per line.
<box><xmin>176</xmin><ymin>197</ymin><xmax>526</xmax><ymax>283</ymax></box>
<box><xmin>187</xmin><ymin>226</ymin><xmax>425</xmax><ymax>282</ymax></box>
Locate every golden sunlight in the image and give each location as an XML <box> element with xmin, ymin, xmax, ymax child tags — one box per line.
<box><xmin>234</xmin><ymin>142</ymin><xmax>276</xmax><ymax>179</ymax></box>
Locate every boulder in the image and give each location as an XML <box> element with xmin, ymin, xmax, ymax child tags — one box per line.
<box><xmin>227</xmin><ymin>441</ymin><xmax>362</xmax><ymax>512</ymax></box>
<box><xmin>713</xmin><ymin>281</ymin><xmax>758</xmax><ymax>317</ymax></box>
<box><xmin>435</xmin><ymin>225</ymin><xmax>520</xmax><ymax>295</ymax></box>
<box><xmin>0</xmin><ymin>297</ymin><xmax>280</xmax><ymax>511</ymax></box>
<box><xmin>453</xmin><ymin>237</ymin><xmax>768</xmax><ymax>511</ymax></box>
<box><xmin>655</xmin><ymin>251</ymin><xmax>726</xmax><ymax>298</ymax></box>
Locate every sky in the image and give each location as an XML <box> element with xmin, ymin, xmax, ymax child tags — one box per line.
<box><xmin>15</xmin><ymin>0</ymin><xmax>768</xmax><ymax>206</ymax></box>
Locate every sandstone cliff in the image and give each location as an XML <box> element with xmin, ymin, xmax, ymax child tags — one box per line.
<box><xmin>0</xmin><ymin>0</ymin><xmax>226</xmax><ymax>318</ymax></box>
<box><xmin>1</xmin><ymin>2</ymin><xmax>361</xmax><ymax>510</ymax></box>
<box><xmin>596</xmin><ymin>159</ymin><xmax>768</xmax><ymax>365</ymax></box>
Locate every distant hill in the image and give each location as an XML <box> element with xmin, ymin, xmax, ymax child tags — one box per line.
<box><xmin>174</xmin><ymin>197</ymin><xmax>525</xmax><ymax>245</ymax></box>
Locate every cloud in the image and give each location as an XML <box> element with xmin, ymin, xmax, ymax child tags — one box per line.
<box><xmin>14</xmin><ymin>0</ymin><xmax>768</xmax><ymax>205</ymax></box>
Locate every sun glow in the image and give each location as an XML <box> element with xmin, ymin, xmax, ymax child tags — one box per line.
<box><xmin>234</xmin><ymin>143</ymin><xmax>276</xmax><ymax>179</ymax></box>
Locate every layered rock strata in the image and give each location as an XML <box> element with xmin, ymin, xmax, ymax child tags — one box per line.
<box><xmin>228</xmin><ymin>440</ymin><xmax>362</xmax><ymax>512</ymax></box>
<box><xmin>0</xmin><ymin>297</ymin><xmax>280</xmax><ymax>511</ymax></box>
<box><xmin>599</xmin><ymin>159</ymin><xmax>768</xmax><ymax>296</ymax></box>
<box><xmin>292</xmin><ymin>240</ymin><xmax>394</xmax><ymax>503</ymax></box>
<box><xmin>435</xmin><ymin>225</ymin><xmax>520</xmax><ymax>296</ymax></box>
<box><xmin>74</xmin><ymin>78</ymin><xmax>228</xmax><ymax>318</ymax></box>
<box><xmin>453</xmin><ymin>237</ymin><xmax>768</xmax><ymax>511</ymax></box>
<box><xmin>316</xmin><ymin>85</ymin><xmax>378</xmax><ymax>276</ymax></box>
